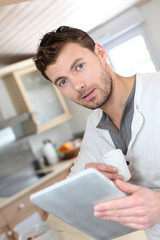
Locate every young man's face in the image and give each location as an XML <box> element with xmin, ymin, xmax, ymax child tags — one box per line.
<box><xmin>45</xmin><ymin>42</ymin><xmax>112</xmax><ymax>110</ymax></box>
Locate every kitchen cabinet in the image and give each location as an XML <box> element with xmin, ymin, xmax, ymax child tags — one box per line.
<box><xmin>0</xmin><ymin>167</ymin><xmax>71</xmax><ymax>240</ymax></box>
<box><xmin>0</xmin><ymin>211</ymin><xmax>10</xmax><ymax>240</ymax></box>
<box><xmin>3</xmin><ymin>64</ymin><xmax>72</xmax><ymax>135</ymax></box>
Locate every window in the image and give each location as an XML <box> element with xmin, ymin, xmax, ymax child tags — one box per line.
<box><xmin>0</xmin><ymin>127</ymin><xmax>16</xmax><ymax>147</ymax></box>
<box><xmin>102</xmin><ymin>25</ymin><xmax>158</xmax><ymax>76</ymax></box>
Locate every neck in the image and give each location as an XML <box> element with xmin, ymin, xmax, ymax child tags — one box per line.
<box><xmin>101</xmin><ymin>71</ymin><xmax>135</xmax><ymax>129</ymax></box>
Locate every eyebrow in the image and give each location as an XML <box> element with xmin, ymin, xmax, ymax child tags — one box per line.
<box><xmin>54</xmin><ymin>58</ymin><xmax>83</xmax><ymax>85</ymax></box>
<box><xmin>70</xmin><ymin>58</ymin><xmax>83</xmax><ymax>70</ymax></box>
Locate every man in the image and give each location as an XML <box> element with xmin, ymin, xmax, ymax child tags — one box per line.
<box><xmin>34</xmin><ymin>26</ymin><xmax>160</xmax><ymax>240</ymax></box>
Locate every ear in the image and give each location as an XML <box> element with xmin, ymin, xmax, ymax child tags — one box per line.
<box><xmin>94</xmin><ymin>43</ymin><xmax>107</xmax><ymax>62</ymax></box>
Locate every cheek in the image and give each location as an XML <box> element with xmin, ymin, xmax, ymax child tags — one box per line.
<box><xmin>59</xmin><ymin>86</ymin><xmax>77</xmax><ymax>100</ymax></box>
<box><xmin>86</xmin><ymin>65</ymin><xmax>102</xmax><ymax>82</ymax></box>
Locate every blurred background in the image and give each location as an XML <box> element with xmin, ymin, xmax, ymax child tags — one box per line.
<box><xmin>0</xmin><ymin>1</ymin><xmax>160</xmax><ymax>239</ymax></box>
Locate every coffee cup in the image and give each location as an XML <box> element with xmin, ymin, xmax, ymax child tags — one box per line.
<box><xmin>102</xmin><ymin>149</ymin><xmax>131</xmax><ymax>181</ymax></box>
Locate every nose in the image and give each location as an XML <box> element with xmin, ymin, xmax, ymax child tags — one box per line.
<box><xmin>74</xmin><ymin>80</ymin><xmax>86</xmax><ymax>92</ymax></box>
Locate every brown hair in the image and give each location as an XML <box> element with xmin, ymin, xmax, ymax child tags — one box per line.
<box><xmin>33</xmin><ymin>26</ymin><xmax>95</xmax><ymax>81</ymax></box>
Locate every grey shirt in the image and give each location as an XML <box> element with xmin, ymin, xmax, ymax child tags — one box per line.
<box><xmin>97</xmin><ymin>77</ymin><xmax>136</xmax><ymax>155</ymax></box>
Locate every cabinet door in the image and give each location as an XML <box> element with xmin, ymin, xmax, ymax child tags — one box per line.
<box><xmin>0</xmin><ymin>212</ymin><xmax>13</xmax><ymax>240</ymax></box>
<box><xmin>0</xmin><ymin>229</ymin><xmax>11</xmax><ymax>240</ymax></box>
<box><xmin>0</xmin><ymin>212</ymin><xmax>6</xmax><ymax>229</ymax></box>
<box><xmin>4</xmin><ymin>65</ymin><xmax>71</xmax><ymax>133</ymax></box>
<box><xmin>1</xmin><ymin>192</ymin><xmax>45</xmax><ymax>226</ymax></box>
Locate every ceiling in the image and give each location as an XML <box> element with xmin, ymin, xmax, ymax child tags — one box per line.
<box><xmin>0</xmin><ymin>0</ymin><xmax>150</xmax><ymax>65</ymax></box>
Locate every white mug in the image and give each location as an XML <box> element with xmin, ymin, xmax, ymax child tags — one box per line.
<box><xmin>102</xmin><ymin>149</ymin><xmax>131</xmax><ymax>181</ymax></box>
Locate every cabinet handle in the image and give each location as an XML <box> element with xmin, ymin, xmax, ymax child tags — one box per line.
<box><xmin>19</xmin><ymin>203</ymin><xmax>25</xmax><ymax>209</ymax></box>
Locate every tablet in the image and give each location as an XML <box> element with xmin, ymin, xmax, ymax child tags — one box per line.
<box><xmin>30</xmin><ymin>168</ymin><xmax>136</xmax><ymax>240</ymax></box>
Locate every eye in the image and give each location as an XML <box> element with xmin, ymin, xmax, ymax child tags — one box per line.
<box><xmin>59</xmin><ymin>79</ymin><xmax>67</xmax><ymax>86</ymax></box>
<box><xmin>76</xmin><ymin>63</ymin><xmax>84</xmax><ymax>71</ymax></box>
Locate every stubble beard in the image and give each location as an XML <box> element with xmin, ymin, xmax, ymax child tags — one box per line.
<box><xmin>75</xmin><ymin>69</ymin><xmax>112</xmax><ymax>110</ymax></box>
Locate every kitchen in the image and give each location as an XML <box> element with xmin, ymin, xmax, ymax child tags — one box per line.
<box><xmin>0</xmin><ymin>0</ymin><xmax>160</xmax><ymax>239</ymax></box>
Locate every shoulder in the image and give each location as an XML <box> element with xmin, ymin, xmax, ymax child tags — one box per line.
<box><xmin>136</xmin><ymin>72</ymin><xmax>160</xmax><ymax>83</ymax></box>
<box><xmin>87</xmin><ymin>109</ymin><xmax>103</xmax><ymax>126</ymax></box>
<box><xmin>135</xmin><ymin>72</ymin><xmax>160</xmax><ymax>107</ymax></box>
<box><xmin>136</xmin><ymin>72</ymin><xmax>160</xmax><ymax>95</ymax></box>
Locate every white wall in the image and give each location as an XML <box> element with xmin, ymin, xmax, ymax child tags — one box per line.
<box><xmin>139</xmin><ymin>0</ymin><xmax>160</xmax><ymax>60</ymax></box>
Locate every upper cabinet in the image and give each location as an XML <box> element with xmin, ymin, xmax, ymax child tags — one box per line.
<box><xmin>2</xmin><ymin>64</ymin><xmax>72</xmax><ymax>135</ymax></box>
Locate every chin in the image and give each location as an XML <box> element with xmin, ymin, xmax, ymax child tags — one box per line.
<box><xmin>82</xmin><ymin>102</ymin><xmax>103</xmax><ymax>110</ymax></box>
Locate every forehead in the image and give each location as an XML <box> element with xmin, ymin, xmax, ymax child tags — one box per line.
<box><xmin>45</xmin><ymin>43</ymin><xmax>95</xmax><ymax>78</ymax></box>
<box><xmin>56</xmin><ymin>42</ymin><xmax>95</xmax><ymax>66</ymax></box>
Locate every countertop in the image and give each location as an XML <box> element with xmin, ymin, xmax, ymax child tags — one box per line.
<box><xmin>48</xmin><ymin>215</ymin><xmax>147</xmax><ymax>240</ymax></box>
<box><xmin>0</xmin><ymin>158</ymin><xmax>75</xmax><ymax>209</ymax></box>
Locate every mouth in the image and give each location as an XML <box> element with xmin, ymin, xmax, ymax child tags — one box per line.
<box><xmin>82</xmin><ymin>88</ymin><xmax>96</xmax><ymax>101</ymax></box>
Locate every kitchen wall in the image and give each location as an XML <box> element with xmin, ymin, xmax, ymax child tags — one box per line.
<box><xmin>1</xmin><ymin>0</ymin><xmax>160</xmax><ymax>159</ymax></box>
<box><xmin>139</xmin><ymin>0</ymin><xmax>160</xmax><ymax>59</ymax></box>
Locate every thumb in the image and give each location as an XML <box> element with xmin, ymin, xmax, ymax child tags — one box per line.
<box><xmin>115</xmin><ymin>179</ymin><xmax>141</xmax><ymax>195</ymax></box>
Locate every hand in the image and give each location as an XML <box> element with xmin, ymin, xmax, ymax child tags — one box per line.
<box><xmin>85</xmin><ymin>163</ymin><xmax>124</xmax><ymax>181</ymax></box>
<box><xmin>94</xmin><ymin>180</ymin><xmax>160</xmax><ymax>230</ymax></box>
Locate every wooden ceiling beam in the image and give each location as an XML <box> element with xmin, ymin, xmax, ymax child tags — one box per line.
<box><xmin>0</xmin><ymin>0</ymin><xmax>32</xmax><ymax>7</ymax></box>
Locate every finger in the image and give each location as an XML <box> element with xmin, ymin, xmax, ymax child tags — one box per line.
<box><xmin>100</xmin><ymin>171</ymin><xmax>124</xmax><ymax>181</ymax></box>
<box><xmin>84</xmin><ymin>163</ymin><xmax>123</xmax><ymax>180</ymax></box>
<box><xmin>122</xmin><ymin>222</ymin><xmax>146</xmax><ymax>230</ymax></box>
<box><xmin>94</xmin><ymin>206</ymin><xmax>144</xmax><ymax>218</ymax></box>
<box><xmin>94</xmin><ymin>194</ymin><xmax>139</xmax><ymax>211</ymax></box>
<box><xmin>85</xmin><ymin>163</ymin><xmax>117</xmax><ymax>173</ymax></box>
<box><xmin>115</xmin><ymin>179</ymin><xmax>141</xmax><ymax>195</ymax></box>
